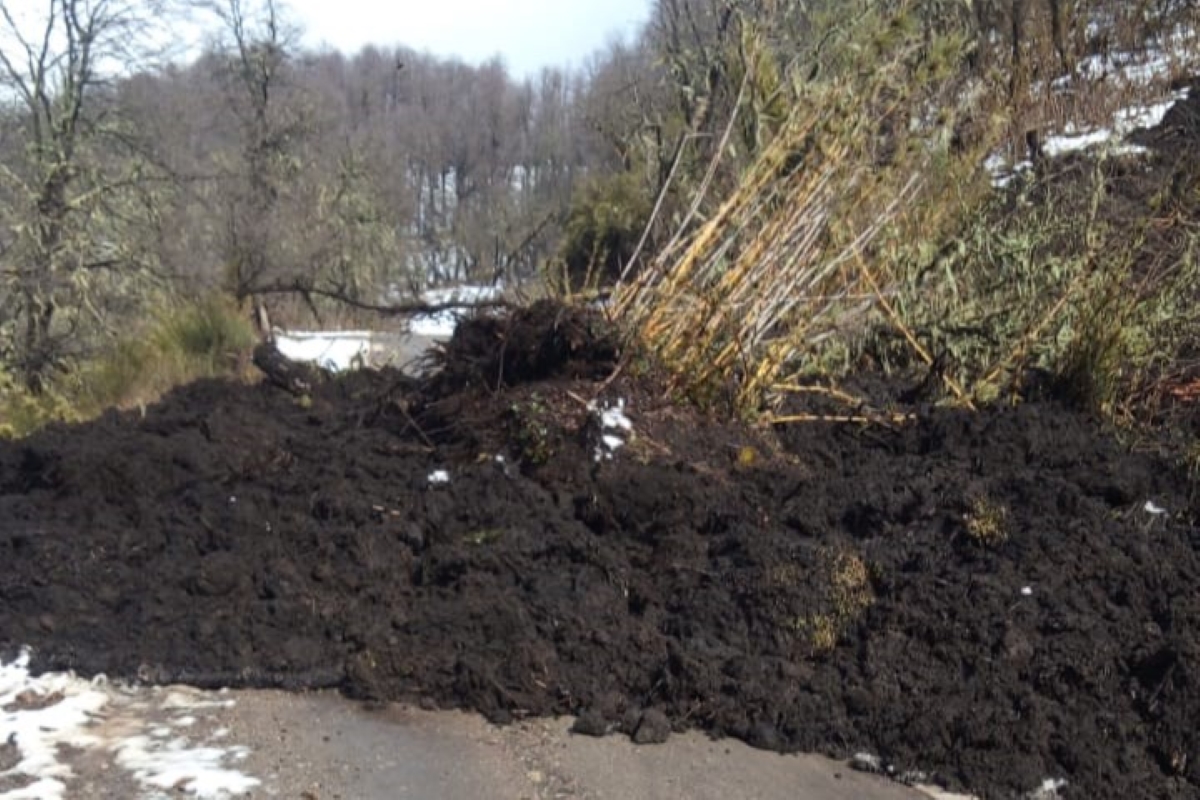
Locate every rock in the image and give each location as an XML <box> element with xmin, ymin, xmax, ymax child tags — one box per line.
<box><xmin>570</xmin><ymin>709</ymin><xmax>610</xmax><ymax>737</ymax></box>
<box><xmin>632</xmin><ymin>708</ymin><xmax>671</xmax><ymax>745</ymax></box>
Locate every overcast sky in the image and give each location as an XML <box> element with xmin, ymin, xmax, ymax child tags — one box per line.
<box><xmin>286</xmin><ymin>0</ymin><xmax>652</xmax><ymax>76</ymax></box>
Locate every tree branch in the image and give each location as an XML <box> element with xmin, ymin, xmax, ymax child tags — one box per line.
<box><xmin>247</xmin><ymin>281</ymin><xmax>510</xmax><ymax>318</ymax></box>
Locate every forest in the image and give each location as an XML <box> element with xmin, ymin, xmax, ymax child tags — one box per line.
<box><xmin>1</xmin><ymin>0</ymin><xmax>1197</xmax><ymax>426</ymax></box>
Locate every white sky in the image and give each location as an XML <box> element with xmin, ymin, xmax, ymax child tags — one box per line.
<box><xmin>286</xmin><ymin>0</ymin><xmax>653</xmax><ymax>77</ymax></box>
<box><xmin>0</xmin><ymin>1</ymin><xmax>653</xmax><ymax>80</ymax></box>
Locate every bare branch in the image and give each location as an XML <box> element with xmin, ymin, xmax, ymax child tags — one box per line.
<box><xmin>247</xmin><ymin>281</ymin><xmax>511</xmax><ymax>318</ymax></box>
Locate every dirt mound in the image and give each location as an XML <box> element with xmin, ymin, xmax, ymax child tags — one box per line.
<box><xmin>2</xmin><ymin>306</ymin><xmax>1199</xmax><ymax>799</ymax></box>
<box><xmin>427</xmin><ymin>299</ymin><xmax>619</xmax><ymax>392</ymax></box>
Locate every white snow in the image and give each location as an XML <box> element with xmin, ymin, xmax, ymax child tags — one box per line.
<box><xmin>599</xmin><ymin>402</ymin><xmax>633</xmax><ymax>432</ymax></box>
<box><xmin>1027</xmin><ymin>777</ymin><xmax>1068</xmax><ymax>799</ymax></box>
<box><xmin>1144</xmin><ymin>500</ymin><xmax>1169</xmax><ymax>516</ymax></box>
<box><xmin>985</xmin><ymin>23</ymin><xmax>1195</xmax><ymax>187</ymax></box>
<box><xmin>910</xmin><ymin>774</ymin><xmax>1065</xmax><ymax>800</ymax></box>
<box><xmin>1040</xmin><ymin>91</ymin><xmax>1182</xmax><ymax>159</ymax></box>
<box><xmin>590</xmin><ymin>399</ymin><xmax>633</xmax><ymax>461</ymax></box>
<box><xmin>0</xmin><ymin>650</ymin><xmax>259</xmax><ymax>800</ymax></box>
<box><xmin>849</xmin><ymin>752</ymin><xmax>883</xmax><ymax>773</ymax></box>
<box><xmin>986</xmin><ymin>88</ymin><xmax>1187</xmax><ymax>185</ymax></box>
<box><xmin>271</xmin><ymin>284</ymin><xmax>501</xmax><ymax>371</ymax></box>
<box><xmin>274</xmin><ymin>330</ymin><xmax>373</xmax><ymax>372</ymax></box>
<box><xmin>1041</xmin><ymin>125</ymin><xmax>1116</xmax><ymax>158</ymax></box>
<box><xmin>428</xmin><ymin>469</ymin><xmax>451</xmax><ymax>485</ymax></box>
<box><xmin>602</xmin><ymin>433</ymin><xmax>625</xmax><ymax>451</ymax></box>
<box><xmin>409</xmin><ymin>285</ymin><xmax>502</xmax><ymax>338</ymax></box>
<box><xmin>1</xmin><ymin>650</ymin><xmax>108</xmax><ymax>800</ymax></box>
<box><xmin>1021</xmin><ymin>586</ymin><xmax>1033</xmax><ymax>597</ymax></box>
<box><xmin>112</xmin><ymin>735</ymin><xmax>258</xmax><ymax>798</ymax></box>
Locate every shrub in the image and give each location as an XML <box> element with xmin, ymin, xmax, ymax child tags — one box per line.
<box><xmin>0</xmin><ymin>367</ymin><xmax>80</xmax><ymax>439</ymax></box>
<box><xmin>79</xmin><ymin>294</ymin><xmax>255</xmax><ymax>412</ymax></box>
<box><xmin>1</xmin><ymin>294</ymin><xmax>256</xmax><ymax>438</ymax></box>
<box><xmin>556</xmin><ymin>172</ymin><xmax>652</xmax><ymax>296</ymax></box>
<box><xmin>613</xmin><ymin>1</ymin><xmax>995</xmax><ymax>414</ymax></box>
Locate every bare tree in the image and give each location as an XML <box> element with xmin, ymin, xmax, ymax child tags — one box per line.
<box><xmin>199</xmin><ymin>0</ymin><xmax>302</xmax><ymax>299</ymax></box>
<box><xmin>0</xmin><ymin>0</ymin><xmax>174</xmax><ymax>388</ymax></box>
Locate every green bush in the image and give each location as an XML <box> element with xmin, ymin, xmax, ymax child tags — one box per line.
<box><xmin>153</xmin><ymin>294</ymin><xmax>257</xmax><ymax>366</ymax></box>
<box><xmin>0</xmin><ymin>367</ymin><xmax>80</xmax><ymax>439</ymax></box>
<box><xmin>1</xmin><ymin>295</ymin><xmax>255</xmax><ymax>438</ymax></box>
<box><xmin>81</xmin><ymin>294</ymin><xmax>255</xmax><ymax>412</ymax></box>
<box><xmin>557</xmin><ymin>172</ymin><xmax>652</xmax><ymax>295</ymax></box>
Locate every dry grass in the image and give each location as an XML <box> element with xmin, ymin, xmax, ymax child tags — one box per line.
<box><xmin>0</xmin><ymin>295</ymin><xmax>255</xmax><ymax>438</ymax></box>
<box><xmin>965</xmin><ymin>497</ymin><xmax>1011</xmax><ymax>549</ymax></box>
<box><xmin>613</xmin><ymin>3</ymin><xmax>999</xmax><ymax>416</ymax></box>
<box><xmin>794</xmin><ymin>546</ymin><xmax>875</xmax><ymax>655</ymax></box>
<box><xmin>611</xmin><ymin>1</ymin><xmax>1199</xmax><ymax>421</ymax></box>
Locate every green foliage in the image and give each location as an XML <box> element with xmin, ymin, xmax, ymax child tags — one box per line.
<box><xmin>508</xmin><ymin>396</ymin><xmax>555</xmax><ymax>466</ymax></box>
<box><xmin>0</xmin><ymin>295</ymin><xmax>254</xmax><ymax>439</ymax></box>
<box><xmin>78</xmin><ymin>295</ymin><xmax>255</xmax><ymax>412</ymax></box>
<box><xmin>616</xmin><ymin>0</ymin><xmax>995</xmax><ymax>412</ymax></box>
<box><xmin>0</xmin><ymin>368</ymin><xmax>81</xmax><ymax>440</ymax></box>
<box><xmin>152</xmin><ymin>294</ymin><xmax>257</xmax><ymax>367</ymax></box>
<box><xmin>851</xmin><ymin>146</ymin><xmax>1200</xmax><ymax>418</ymax></box>
<box><xmin>556</xmin><ymin>172</ymin><xmax>652</xmax><ymax>295</ymax></box>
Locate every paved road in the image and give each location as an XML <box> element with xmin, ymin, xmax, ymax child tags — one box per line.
<box><xmin>211</xmin><ymin>691</ymin><xmax>962</xmax><ymax>800</ymax></box>
<box><xmin>6</xmin><ymin>656</ymin><xmax>971</xmax><ymax>800</ymax></box>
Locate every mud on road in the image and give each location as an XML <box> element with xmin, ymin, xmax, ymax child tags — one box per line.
<box><xmin>2</xmin><ymin>301</ymin><xmax>1199</xmax><ymax>799</ymax></box>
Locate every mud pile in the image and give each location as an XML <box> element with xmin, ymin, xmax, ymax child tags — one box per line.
<box><xmin>1</xmin><ymin>301</ymin><xmax>1198</xmax><ymax>799</ymax></box>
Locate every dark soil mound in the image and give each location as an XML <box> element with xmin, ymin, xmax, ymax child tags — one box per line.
<box><xmin>1130</xmin><ymin>82</ymin><xmax>1200</xmax><ymax>154</ymax></box>
<box><xmin>427</xmin><ymin>299</ymin><xmax>619</xmax><ymax>392</ymax></box>
<box><xmin>2</xmin><ymin>305</ymin><xmax>1199</xmax><ymax>799</ymax></box>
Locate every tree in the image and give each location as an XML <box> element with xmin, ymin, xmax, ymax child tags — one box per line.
<box><xmin>0</xmin><ymin>0</ymin><xmax>174</xmax><ymax>389</ymax></box>
<box><xmin>200</xmin><ymin>0</ymin><xmax>301</xmax><ymax>300</ymax></box>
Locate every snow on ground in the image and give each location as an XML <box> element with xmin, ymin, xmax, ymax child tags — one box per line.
<box><xmin>1040</xmin><ymin>91</ymin><xmax>1183</xmax><ymax>159</ymax></box>
<box><xmin>986</xmin><ymin>26</ymin><xmax>1197</xmax><ymax>186</ymax></box>
<box><xmin>590</xmin><ymin>398</ymin><xmax>633</xmax><ymax>462</ymax></box>
<box><xmin>273</xmin><ymin>285</ymin><xmax>501</xmax><ymax>372</ymax></box>
<box><xmin>274</xmin><ymin>330</ymin><xmax>373</xmax><ymax>372</ymax></box>
<box><xmin>408</xmin><ymin>285</ymin><xmax>502</xmax><ymax>338</ymax></box>
<box><xmin>0</xmin><ymin>650</ymin><xmax>258</xmax><ymax>800</ymax></box>
<box><xmin>987</xmin><ymin>87</ymin><xmax>1188</xmax><ymax>186</ymax></box>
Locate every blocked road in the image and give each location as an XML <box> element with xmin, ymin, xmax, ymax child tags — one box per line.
<box><xmin>214</xmin><ymin>690</ymin><xmax>956</xmax><ymax>800</ymax></box>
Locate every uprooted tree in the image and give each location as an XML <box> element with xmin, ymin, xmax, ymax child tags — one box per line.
<box><xmin>0</xmin><ymin>0</ymin><xmax>176</xmax><ymax>390</ymax></box>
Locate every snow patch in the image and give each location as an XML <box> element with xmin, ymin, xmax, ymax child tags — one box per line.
<box><xmin>1</xmin><ymin>650</ymin><xmax>107</xmax><ymax>800</ymax></box>
<box><xmin>274</xmin><ymin>330</ymin><xmax>373</xmax><ymax>372</ymax></box>
<box><xmin>409</xmin><ymin>285</ymin><xmax>502</xmax><ymax>338</ymax></box>
<box><xmin>1144</xmin><ymin>500</ymin><xmax>1168</xmax><ymax>516</ymax></box>
<box><xmin>0</xmin><ymin>650</ymin><xmax>259</xmax><ymax>800</ymax></box>
<box><xmin>1027</xmin><ymin>777</ymin><xmax>1068</xmax><ymax>799</ymax></box>
<box><xmin>849</xmin><ymin>752</ymin><xmax>883</xmax><ymax>773</ymax></box>
<box><xmin>112</xmin><ymin>734</ymin><xmax>258</xmax><ymax>798</ymax></box>
<box><xmin>987</xmin><ymin>90</ymin><xmax>1184</xmax><ymax>184</ymax></box>
<box><xmin>428</xmin><ymin>469</ymin><xmax>451</xmax><ymax>485</ymax></box>
<box><xmin>589</xmin><ymin>398</ymin><xmax>632</xmax><ymax>461</ymax></box>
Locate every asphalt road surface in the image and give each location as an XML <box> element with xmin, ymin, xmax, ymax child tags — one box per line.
<box><xmin>158</xmin><ymin>689</ymin><xmax>965</xmax><ymax>800</ymax></box>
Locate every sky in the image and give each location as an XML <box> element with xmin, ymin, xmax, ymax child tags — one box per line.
<box><xmin>286</xmin><ymin>0</ymin><xmax>653</xmax><ymax>77</ymax></box>
<box><xmin>0</xmin><ymin>1</ymin><xmax>652</xmax><ymax>81</ymax></box>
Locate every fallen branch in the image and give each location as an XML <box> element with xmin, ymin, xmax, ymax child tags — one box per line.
<box><xmin>247</xmin><ymin>282</ymin><xmax>511</xmax><ymax>318</ymax></box>
<box><xmin>768</xmin><ymin>411</ymin><xmax>914</xmax><ymax>426</ymax></box>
